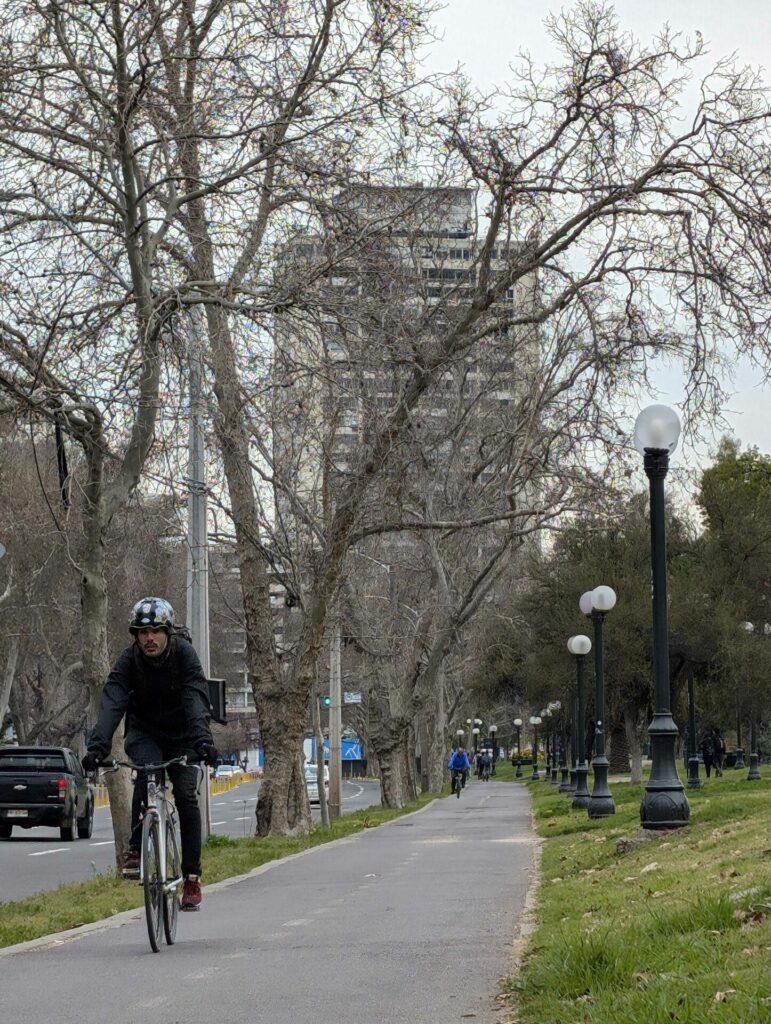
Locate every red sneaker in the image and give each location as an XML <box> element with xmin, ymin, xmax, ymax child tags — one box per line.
<box><xmin>122</xmin><ymin>849</ymin><xmax>141</xmax><ymax>879</ymax></box>
<box><xmin>181</xmin><ymin>875</ymin><xmax>202</xmax><ymax>911</ymax></box>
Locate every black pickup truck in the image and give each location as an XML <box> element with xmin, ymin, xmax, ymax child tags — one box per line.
<box><xmin>0</xmin><ymin>746</ymin><xmax>95</xmax><ymax>841</ymax></box>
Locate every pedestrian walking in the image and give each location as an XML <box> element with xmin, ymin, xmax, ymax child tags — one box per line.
<box><xmin>712</xmin><ymin>728</ymin><xmax>726</xmax><ymax>776</ymax></box>
<box><xmin>701</xmin><ymin>730</ymin><xmax>716</xmax><ymax>778</ymax></box>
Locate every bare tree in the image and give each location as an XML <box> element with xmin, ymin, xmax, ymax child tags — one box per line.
<box><xmin>2</xmin><ymin>1</ymin><xmax>771</xmax><ymax>839</ymax></box>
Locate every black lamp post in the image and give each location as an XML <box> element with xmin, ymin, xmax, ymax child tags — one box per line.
<box><xmin>541</xmin><ymin>708</ymin><xmax>552</xmax><ymax>782</ymax></box>
<box><xmin>580</xmin><ymin>586</ymin><xmax>617</xmax><ymax>818</ymax></box>
<box><xmin>489</xmin><ymin>725</ymin><xmax>498</xmax><ymax>775</ymax></box>
<box><xmin>546</xmin><ymin>702</ymin><xmax>561</xmax><ymax>785</ymax></box>
<box><xmin>734</xmin><ymin>707</ymin><xmax>745</xmax><ymax>769</ymax></box>
<box><xmin>568</xmin><ymin>695</ymin><xmax>578</xmax><ymax>794</ymax></box>
<box><xmin>514</xmin><ymin>718</ymin><xmax>523</xmax><ymax>777</ymax></box>
<box><xmin>685</xmin><ymin>670</ymin><xmax>702</xmax><ymax>789</ymax></box>
<box><xmin>559</xmin><ymin>713</ymin><xmax>571</xmax><ymax>792</ymax></box>
<box><xmin>748</xmin><ymin>717</ymin><xmax>761</xmax><ymax>781</ymax></box>
<box><xmin>741</xmin><ymin>623</ymin><xmax>762</xmax><ymax>781</ymax></box>
<box><xmin>472</xmin><ymin>718</ymin><xmax>482</xmax><ymax>755</ymax></box>
<box><xmin>568</xmin><ymin>635</ymin><xmax>592</xmax><ymax>810</ymax></box>
<box><xmin>529</xmin><ymin>715</ymin><xmax>541</xmax><ymax>780</ymax></box>
<box><xmin>550</xmin><ymin>722</ymin><xmax>559</xmax><ymax>785</ymax></box>
<box><xmin>635</xmin><ymin>404</ymin><xmax>690</xmax><ymax>829</ymax></box>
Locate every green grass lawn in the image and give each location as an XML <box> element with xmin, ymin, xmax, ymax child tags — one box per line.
<box><xmin>506</xmin><ymin>770</ymin><xmax>771</xmax><ymax>1024</ymax></box>
<box><xmin>0</xmin><ymin>795</ymin><xmax>434</xmax><ymax>948</ymax></box>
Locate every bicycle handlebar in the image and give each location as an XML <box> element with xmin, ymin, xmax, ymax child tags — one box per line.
<box><xmin>96</xmin><ymin>756</ymin><xmax>195</xmax><ymax>773</ymax></box>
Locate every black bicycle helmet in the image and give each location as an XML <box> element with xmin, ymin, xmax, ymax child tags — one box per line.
<box><xmin>129</xmin><ymin>597</ymin><xmax>175</xmax><ymax>635</ymax></box>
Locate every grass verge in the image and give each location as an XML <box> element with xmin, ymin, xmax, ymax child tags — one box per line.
<box><xmin>0</xmin><ymin>793</ymin><xmax>435</xmax><ymax>949</ymax></box>
<box><xmin>506</xmin><ymin>771</ymin><xmax>771</xmax><ymax>1023</ymax></box>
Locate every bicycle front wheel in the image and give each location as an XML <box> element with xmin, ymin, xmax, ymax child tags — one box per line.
<box><xmin>163</xmin><ymin>818</ymin><xmax>181</xmax><ymax>945</ymax></box>
<box><xmin>141</xmin><ymin>813</ymin><xmax>163</xmax><ymax>953</ymax></box>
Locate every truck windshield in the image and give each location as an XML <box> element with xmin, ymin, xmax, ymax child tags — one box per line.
<box><xmin>0</xmin><ymin>753</ymin><xmax>67</xmax><ymax>771</ymax></box>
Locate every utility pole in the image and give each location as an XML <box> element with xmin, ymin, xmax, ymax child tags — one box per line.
<box><xmin>328</xmin><ymin>618</ymin><xmax>342</xmax><ymax>819</ymax></box>
<box><xmin>186</xmin><ymin>311</ymin><xmax>211</xmax><ymax>840</ymax></box>
<box><xmin>311</xmin><ymin>667</ymin><xmax>330</xmax><ymax>827</ymax></box>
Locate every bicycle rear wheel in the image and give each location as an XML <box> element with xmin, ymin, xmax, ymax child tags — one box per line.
<box><xmin>455</xmin><ymin>773</ymin><xmax>461</xmax><ymax>798</ymax></box>
<box><xmin>163</xmin><ymin>818</ymin><xmax>181</xmax><ymax>945</ymax></box>
<box><xmin>141</xmin><ymin>813</ymin><xmax>163</xmax><ymax>953</ymax></box>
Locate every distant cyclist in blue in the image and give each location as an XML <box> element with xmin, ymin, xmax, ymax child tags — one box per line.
<box><xmin>448</xmin><ymin>746</ymin><xmax>471</xmax><ymax>791</ymax></box>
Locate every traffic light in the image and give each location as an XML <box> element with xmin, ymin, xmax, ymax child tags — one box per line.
<box><xmin>322</xmin><ymin>695</ymin><xmax>332</xmax><ymax>707</ymax></box>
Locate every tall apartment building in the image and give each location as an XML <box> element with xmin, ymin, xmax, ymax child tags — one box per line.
<box><xmin>273</xmin><ymin>184</ymin><xmax>540</xmax><ymax>555</ymax></box>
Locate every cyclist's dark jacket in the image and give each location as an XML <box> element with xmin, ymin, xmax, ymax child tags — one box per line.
<box><xmin>87</xmin><ymin>636</ymin><xmax>213</xmax><ymax>759</ymax></box>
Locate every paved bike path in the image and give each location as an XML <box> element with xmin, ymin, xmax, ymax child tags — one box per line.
<box><xmin>0</xmin><ymin>781</ymin><xmax>535</xmax><ymax>1024</ymax></box>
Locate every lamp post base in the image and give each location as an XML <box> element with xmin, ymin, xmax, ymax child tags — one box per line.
<box><xmin>515</xmin><ymin>760</ymin><xmax>522</xmax><ymax>778</ymax></box>
<box><xmin>588</xmin><ymin>756</ymin><xmax>616</xmax><ymax>818</ymax></box>
<box><xmin>571</xmin><ymin>762</ymin><xmax>590</xmax><ymax>810</ymax></box>
<box><xmin>640</xmin><ymin>715</ymin><xmax>690</xmax><ymax>830</ymax></box>
<box><xmin>734</xmin><ymin>748</ymin><xmax>746</xmax><ymax>769</ymax></box>
<box><xmin>550</xmin><ymin>766</ymin><xmax>559</xmax><ymax>785</ymax></box>
<box><xmin>531</xmin><ymin>764</ymin><xmax>540</xmax><ymax>781</ymax></box>
<box><xmin>559</xmin><ymin>767</ymin><xmax>571</xmax><ymax>792</ymax></box>
<box><xmin>747</xmin><ymin>753</ymin><xmax>761</xmax><ymax>781</ymax></box>
<box><xmin>686</xmin><ymin>755</ymin><xmax>703</xmax><ymax>789</ymax></box>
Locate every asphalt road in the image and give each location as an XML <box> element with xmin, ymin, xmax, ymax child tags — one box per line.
<box><xmin>0</xmin><ymin>780</ymin><xmax>534</xmax><ymax>1024</ymax></box>
<box><xmin>0</xmin><ymin>778</ymin><xmax>381</xmax><ymax>902</ymax></box>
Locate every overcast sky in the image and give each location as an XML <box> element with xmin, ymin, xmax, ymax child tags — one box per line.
<box><xmin>421</xmin><ymin>1</ymin><xmax>771</xmax><ymax>459</ymax></box>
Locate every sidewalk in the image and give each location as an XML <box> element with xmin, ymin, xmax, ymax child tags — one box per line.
<box><xmin>0</xmin><ymin>781</ymin><xmax>536</xmax><ymax>1024</ymax></box>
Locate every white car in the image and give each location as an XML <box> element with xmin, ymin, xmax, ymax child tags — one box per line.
<box><xmin>213</xmin><ymin>764</ymin><xmax>242</xmax><ymax>780</ymax></box>
<box><xmin>304</xmin><ymin>763</ymin><xmax>329</xmax><ymax>804</ymax></box>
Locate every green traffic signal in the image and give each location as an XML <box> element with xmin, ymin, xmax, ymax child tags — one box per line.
<box><xmin>323</xmin><ymin>695</ymin><xmax>331</xmax><ymax>706</ymax></box>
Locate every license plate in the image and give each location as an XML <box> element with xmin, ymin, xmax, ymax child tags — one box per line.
<box><xmin>7</xmin><ymin>809</ymin><xmax>28</xmax><ymax>818</ymax></box>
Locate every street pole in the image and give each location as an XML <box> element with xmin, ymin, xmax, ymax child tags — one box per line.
<box><xmin>734</xmin><ymin>707</ymin><xmax>745</xmax><ymax>769</ymax></box>
<box><xmin>530</xmin><ymin>717</ymin><xmax>540</xmax><ymax>780</ymax></box>
<box><xmin>747</xmin><ymin>717</ymin><xmax>761</xmax><ymax>780</ymax></box>
<box><xmin>328</xmin><ymin>618</ymin><xmax>342</xmax><ymax>819</ymax></box>
<box><xmin>186</xmin><ymin>311</ymin><xmax>211</xmax><ymax>842</ymax></box>
<box><xmin>568</xmin><ymin>696</ymin><xmax>578</xmax><ymax>793</ymax></box>
<box><xmin>514</xmin><ymin>719</ymin><xmax>522</xmax><ymax>777</ymax></box>
<box><xmin>568</xmin><ymin>635</ymin><xmax>591</xmax><ymax>810</ymax></box>
<box><xmin>311</xmin><ymin>668</ymin><xmax>330</xmax><ymax>827</ymax></box>
<box><xmin>559</xmin><ymin>715</ymin><xmax>571</xmax><ymax>792</ymax></box>
<box><xmin>586</xmin><ymin>597</ymin><xmax>616</xmax><ymax>818</ymax></box>
<box><xmin>686</xmin><ymin>670</ymin><xmax>702</xmax><ymax>789</ymax></box>
<box><xmin>636</xmin><ymin>406</ymin><xmax>690</xmax><ymax>830</ymax></box>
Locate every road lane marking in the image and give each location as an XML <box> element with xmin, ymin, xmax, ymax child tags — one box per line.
<box><xmin>343</xmin><ymin>783</ymin><xmax>364</xmax><ymax>801</ymax></box>
<box><xmin>89</xmin><ymin>841</ymin><xmax>114</xmax><ymax>846</ymax></box>
<box><xmin>234</xmin><ymin>815</ymin><xmax>250</xmax><ymax>820</ymax></box>
<box><xmin>283</xmin><ymin>919</ymin><xmax>311</xmax><ymax>927</ymax></box>
<box><xmin>213</xmin><ymin>801</ymin><xmax>227</xmax><ymax>806</ymax></box>
<box><xmin>211</xmin><ymin>821</ymin><xmax>227</xmax><ymax>825</ymax></box>
<box><xmin>29</xmin><ymin>848</ymin><xmax>67</xmax><ymax>856</ymax></box>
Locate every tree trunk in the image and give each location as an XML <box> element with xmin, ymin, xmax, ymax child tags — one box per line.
<box><xmin>375</xmin><ymin>729</ymin><xmax>412</xmax><ymax>808</ymax></box>
<box><xmin>0</xmin><ymin>635</ymin><xmax>19</xmax><ymax>724</ymax></box>
<box><xmin>81</xmin><ymin>440</ymin><xmax>133</xmax><ymax>868</ymax></box>
<box><xmin>608</xmin><ymin>717</ymin><xmax>629</xmax><ymax>774</ymax></box>
<box><xmin>418</xmin><ymin>717</ymin><xmax>430</xmax><ymax>794</ymax></box>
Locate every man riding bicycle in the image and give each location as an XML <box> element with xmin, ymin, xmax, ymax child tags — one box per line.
<box><xmin>82</xmin><ymin>597</ymin><xmax>218</xmax><ymax>912</ymax></box>
<box><xmin>447</xmin><ymin>746</ymin><xmax>471</xmax><ymax>793</ymax></box>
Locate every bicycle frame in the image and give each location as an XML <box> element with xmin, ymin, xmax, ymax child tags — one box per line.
<box><xmin>140</xmin><ymin>767</ymin><xmax>181</xmax><ymax>898</ymax></box>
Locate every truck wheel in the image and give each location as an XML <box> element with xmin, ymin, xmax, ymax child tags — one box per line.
<box><xmin>0</xmin><ymin>824</ymin><xmax>11</xmax><ymax>839</ymax></box>
<box><xmin>60</xmin><ymin>808</ymin><xmax>78</xmax><ymax>841</ymax></box>
<box><xmin>77</xmin><ymin>800</ymin><xmax>94</xmax><ymax>839</ymax></box>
